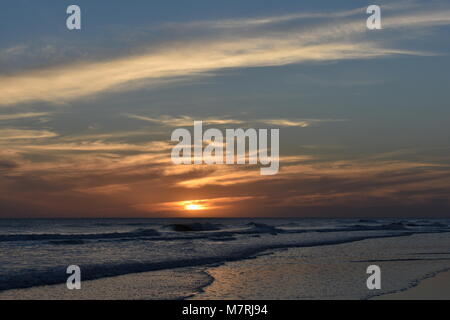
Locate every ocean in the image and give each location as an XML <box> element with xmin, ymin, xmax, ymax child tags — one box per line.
<box><xmin>0</xmin><ymin>218</ymin><xmax>449</xmax><ymax>299</ymax></box>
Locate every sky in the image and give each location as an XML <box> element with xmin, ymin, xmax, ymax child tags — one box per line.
<box><xmin>0</xmin><ymin>0</ymin><xmax>450</xmax><ymax>218</ymax></box>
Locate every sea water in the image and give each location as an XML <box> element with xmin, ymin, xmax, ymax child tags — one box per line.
<box><xmin>0</xmin><ymin>218</ymin><xmax>449</xmax><ymax>299</ymax></box>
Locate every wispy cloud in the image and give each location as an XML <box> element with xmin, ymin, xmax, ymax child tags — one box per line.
<box><xmin>162</xmin><ymin>1</ymin><xmax>420</xmax><ymax>30</ymax></box>
<box><xmin>260</xmin><ymin>118</ymin><xmax>348</xmax><ymax>127</ymax></box>
<box><xmin>125</xmin><ymin>114</ymin><xmax>243</xmax><ymax>126</ymax></box>
<box><xmin>76</xmin><ymin>183</ymin><xmax>131</xmax><ymax>195</ymax></box>
<box><xmin>163</xmin><ymin>7</ymin><xmax>366</xmax><ymax>30</ymax></box>
<box><xmin>0</xmin><ymin>129</ymin><xmax>57</xmax><ymax>140</ymax></box>
<box><xmin>0</xmin><ymin>45</ymin><xmax>27</xmax><ymax>59</ymax></box>
<box><xmin>16</xmin><ymin>140</ymin><xmax>171</xmax><ymax>152</ymax></box>
<box><xmin>126</xmin><ymin>114</ymin><xmax>347</xmax><ymax>128</ymax></box>
<box><xmin>1</xmin><ymin>5</ymin><xmax>448</xmax><ymax>106</ymax></box>
<box><xmin>0</xmin><ymin>112</ymin><xmax>50</xmax><ymax>121</ymax></box>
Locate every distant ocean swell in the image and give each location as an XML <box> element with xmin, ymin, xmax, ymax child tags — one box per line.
<box><xmin>0</xmin><ymin>221</ymin><xmax>446</xmax><ymax>243</ymax></box>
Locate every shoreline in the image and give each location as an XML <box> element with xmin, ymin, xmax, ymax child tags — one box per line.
<box><xmin>373</xmin><ymin>269</ymin><xmax>450</xmax><ymax>300</ymax></box>
<box><xmin>190</xmin><ymin>233</ymin><xmax>450</xmax><ymax>299</ymax></box>
<box><xmin>0</xmin><ymin>267</ymin><xmax>214</xmax><ymax>300</ymax></box>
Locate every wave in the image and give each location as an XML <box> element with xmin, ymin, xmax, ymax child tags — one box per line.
<box><xmin>0</xmin><ymin>228</ymin><xmax>160</xmax><ymax>242</ymax></box>
<box><xmin>0</xmin><ymin>230</ymin><xmax>417</xmax><ymax>291</ymax></box>
<box><xmin>403</xmin><ymin>221</ymin><xmax>448</xmax><ymax>227</ymax></box>
<box><xmin>48</xmin><ymin>240</ymin><xmax>85</xmax><ymax>245</ymax></box>
<box><xmin>1</xmin><ymin>220</ymin><xmax>448</xmax><ymax>244</ymax></box>
<box><xmin>166</xmin><ymin>223</ymin><xmax>222</xmax><ymax>232</ymax></box>
<box><xmin>345</xmin><ymin>222</ymin><xmax>408</xmax><ymax>231</ymax></box>
<box><xmin>0</xmin><ymin>222</ymin><xmax>286</xmax><ymax>243</ymax></box>
<box><xmin>334</xmin><ymin>221</ymin><xmax>448</xmax><ymax>233</ymax></box>
<box><xmin>245</xmin><ymin>222</ymin><xmax>281</xmax><ymax>235</ymax></box>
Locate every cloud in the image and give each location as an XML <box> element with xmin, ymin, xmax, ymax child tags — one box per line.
<box><xmin>162</xmin><ymin>1</ymin><xmax>420</xmax><ymax>30</ymax></box>
<box><xmin>2</xmin><ymin>128</ymin><xmax>450</xmax><ymax>217</ymax></box>
<box><xmin>0</xmin><ymin>129</ymin><xmax>57</xmax><ymax>140</ymax></box>
<box><xmin>63</xmin><ymin>132</ymin><xmax>145</xmax><ymax>141</ymax></box>
<box><xmin>76</xmin><ymin>183</ymin><xmax>131</xmax><ymax>195</ymax></box>
<box><xmin>1</xmin><ymin>5</ymin><xmax>448</xmax><ymax>106</ymax></box>
<box><xmin>125</xmin><ymin>114</ymin><xmax>244</xmax><ymax>126</ymax></box>
<box><xmin>0</xmin><ymin>112</ymin><xmax>50</xmax><ymax>121</ymax></box>
<box><xmin>126</xmin><ymin>114</ymin><xmax>348</xmax><ymax>128</ymax></box>
<box><xmin>163</xmin><ymin>7</ymin><xmax>365</xmax><ymax>30</ymax></box>
<box><xmin>17</xmin><ymin>140</ymin><xmax>171</xmax><ymax>152</ymax></box>
<box><xmin>260</xmin><ymin>118</ymin><xmax>348</xmax><ymax>127</ymax></box>
<box><xmin>0</xmin><ymin>45</ymin><xmax>27</xmax><ymax>58</ymax></box>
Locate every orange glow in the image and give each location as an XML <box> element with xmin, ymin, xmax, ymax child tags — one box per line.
<box><xmin>184</xmin><ymin>203</ymin><xmax>207</xmax><ymax>211</ymax></box>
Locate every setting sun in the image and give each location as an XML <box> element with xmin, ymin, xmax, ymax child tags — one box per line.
<box><xmin>184</xmin><ymin>203</ymin><xmax>206</xmax><ymax>211</ymax></box>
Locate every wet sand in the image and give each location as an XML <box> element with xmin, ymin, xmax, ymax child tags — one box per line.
<box><xmin>0</xmin><ymin>267</ymin><xmax>212</xmax><ymax>300</ymax></box>
<box><xmin>374</xmin><ymin>270</ymin><xmax>450</xmax><ymax>300</ymax></box>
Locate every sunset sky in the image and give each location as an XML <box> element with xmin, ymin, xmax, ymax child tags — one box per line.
<box><xmin>1</xmin><ymin>0</ymin><xmax>450</xmax><ymax>218</ymax></box>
